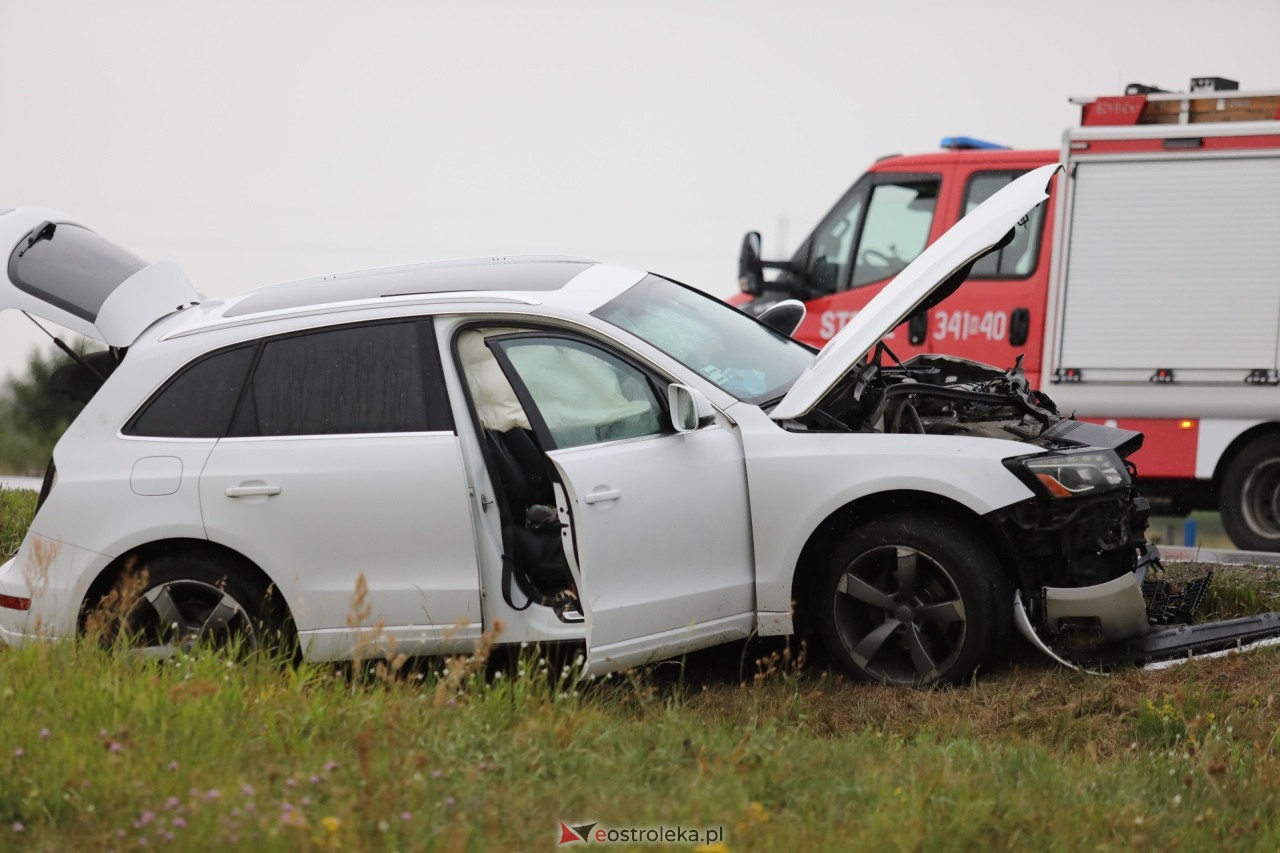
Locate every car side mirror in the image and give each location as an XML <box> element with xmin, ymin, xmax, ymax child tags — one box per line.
<box><xmin>756</xmin><ymin>299</ymin><xmax>806</xmax><ymax>337</ymax></box>
<box><xmin>738</xmin><ymin>231</ymin><xmax>764</xmax><ymax>296</ymax></box>
<box><xmin>668</xmin><ymin>383</ymin><xmax>715</xmax><ymax>433</ymax></box>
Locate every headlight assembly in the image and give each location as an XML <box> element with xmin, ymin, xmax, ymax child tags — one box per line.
<box><xmin>1006</xmin><ymin>449</ymin><xmax>1130</xmax><ymax>499</ymax></box>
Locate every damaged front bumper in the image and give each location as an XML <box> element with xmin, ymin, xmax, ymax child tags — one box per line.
<box><xmin>1014</xmin><ymin>545</ymin><xmax>1280</xmax><ymax>670</ymax></box>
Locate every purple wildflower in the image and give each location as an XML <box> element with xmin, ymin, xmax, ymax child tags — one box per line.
<box><xmin>12</xmin><ymin>748</ymin><xmax>23</xmax><ymax>758</ymax></box>
<box><xmin>444</xmin><ymin>796</ymin><xmax>456</xmax><ymax>807</ymax></box>
<box><xmin>12</xmin><ymin>822</ymin><xmax>24</xmax><ymax>833</ymax></box>
<box><xmin>400</xmin><ymin>811</ymin><xmax>412</xmax><ymax>822</ymax></box>
<box><xmin>324</xmin><ymin>760</ymin><xmax>339</xmax><ymax>772</ymax></box>
<box><xmin>39</xmin><ymin>729</ymin><xmax>50</xmax><ymax>740</ymax></box>
<box><xmin>108</xmin><ymin>742</ymin><xmax>122</xmax><ymax>753</ymax></box>
<box><xmin>241</xmin><ymin>784</ymin><xmax>255</xmax><ymax>798</ymax></box>
<box><xmin>430</xmin><ymin>769</ymin><xmax>443</xmax><ymax>779</ymax></box>
<box><xmin>172</xmin><ymin>817</ymin><xmax>187</xmax><ymax>829</ymax></box>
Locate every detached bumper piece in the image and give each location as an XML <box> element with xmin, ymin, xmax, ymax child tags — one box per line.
<box><xmin>1017</xmin><ymin>558</ymin><xmax>1280</xmax><ymax>671</ymax></box>
<box><xmin>1100</xmin><ymin>611</ymin><xmax>1280</xmax><ymax>667</ymax></box>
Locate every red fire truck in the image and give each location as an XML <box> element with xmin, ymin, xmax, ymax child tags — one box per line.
<box><xmin>734</xmin><ymin>78</ymin><xmax>1280</xmax><ymax>550</ymax></box>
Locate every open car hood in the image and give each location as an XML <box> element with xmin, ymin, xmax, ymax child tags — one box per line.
<box><xmin>0</xmin><ymin>208</ymin><xmax>198</xmax><ymax>348</ymax></box>
<box><xmin>771</xmin><ymin>163</ymin><xmax>1060</xmax><ymax>422</ymax></box>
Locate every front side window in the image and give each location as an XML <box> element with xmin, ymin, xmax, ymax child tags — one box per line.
<box><xmin>593</xmin><ymin>275</ymin><xmax>814</xmax><ymax>404</ymax></box>
<box><xmin>806</xmin><ymin>189</ymin><xmax>866</xmax><ymax>294</ymax></box>
<box><xmin>8</xmin><ymin>223</ymin><xmax>147</xmax><ymax>322</ymax></box>
<box><xmin>849</xmin><ymin>180</ymin><xmax>938</xmax><ymax>287</ymax></box>
<box><xmin>963</xmin><ymin>171</ymin><xmax>1045</xmax><ymax>277</ymax></box>
<box><xmin>489</xmin><ymin>335</ymin><xmax>664</xmax><ymax>450</ymax></box>
<box><xmin>232</xmin><ymin>322</ymin><xmax>439</xmax><ymax>437</ymax></box>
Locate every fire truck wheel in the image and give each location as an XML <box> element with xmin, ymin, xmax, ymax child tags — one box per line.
<box><xmin>1221</xmin><ymin>437</ymin><xmax>1280</xmax><ymax>552</ymax></box>
<box><xmin>817</xmin><ymin>513</ymin><xmax>1011</xmax><ymax>686</ymax></box>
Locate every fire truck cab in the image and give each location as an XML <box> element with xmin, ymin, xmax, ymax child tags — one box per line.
<box><xmin>736</xmin><ymin>79</ymin><xmax>1280</xmax><ymax>550</ymax></box>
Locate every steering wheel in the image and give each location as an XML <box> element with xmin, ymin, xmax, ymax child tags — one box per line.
<box><xmin>860</xmin><ymin>248</ymin><xmax>897</xmax><ymax>270</ymax></box>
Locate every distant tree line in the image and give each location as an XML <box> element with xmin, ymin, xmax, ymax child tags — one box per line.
<box><xmin>0</xmin><ymin>343</ymin><xmax>95</xmax><ymax>475</ymax></box>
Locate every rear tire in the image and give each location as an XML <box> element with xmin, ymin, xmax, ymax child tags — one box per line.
<box><xmin>816</xmin><ymin>513</ymin><xmax>1010</xmax><ymax>687</ymax></box>
<box><xmin>95</xmin><ymin>552</ymin><xmax>292</xmax><ymax>659</ymax></box>
<box><xmin>1220</xmin><ymin>436</ymin><xmax>1280</xmax><ymax>552</ymax></box>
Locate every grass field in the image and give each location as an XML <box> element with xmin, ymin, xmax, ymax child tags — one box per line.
<box><xmin>4</xmin><ymin>487</ymin><xmax>1280</xmax><ymax>851</ymax></box>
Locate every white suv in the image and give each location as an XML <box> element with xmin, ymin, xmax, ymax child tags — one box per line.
<box><xmin>0</xmin><ymin>168</ymin><xmax>1186</xmax><ymax>684</ymax></box>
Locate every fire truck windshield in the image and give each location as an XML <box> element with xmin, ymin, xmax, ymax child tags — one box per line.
<box><xmin>805</xmin><ymin>176</ymin><xmax>939</xmax><ymax>294</ymax></box>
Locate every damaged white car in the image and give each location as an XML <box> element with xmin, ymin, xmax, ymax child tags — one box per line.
<box><xmin>2</xmin><ymin>166</ymin><xmax>1275</xmax><ymax>685</ymax></box>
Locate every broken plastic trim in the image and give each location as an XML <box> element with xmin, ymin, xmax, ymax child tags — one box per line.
<box><xmin>1013</xmin><ymin>590</ymin><xmax>1102</xmax><ymax>675</ymax></box>
<box><xmin>1144</xmin><ymin>635</ymin><xmax>1280</xmax><ymax>671</ymax></box>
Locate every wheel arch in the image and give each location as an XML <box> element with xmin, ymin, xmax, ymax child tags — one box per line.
<box><xmin>1210</xmin><ymin>423</ymin><xmax>1280</xmax><ymax>487</ymax></box>
<box><xmin>788</xmin><ymin>489</ymin><xmax>1020</xmax><ymax>635</ymax></box>
<box><xmin>78</xmin><ymin>538</ymin><xmax>293</xmax><ymax>632</ymax></box>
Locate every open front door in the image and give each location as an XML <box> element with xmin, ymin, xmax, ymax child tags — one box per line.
<box><xmin>486</xmin><ymin>331</ymin><xmax>756</xmax><ymax>675</ymax></box>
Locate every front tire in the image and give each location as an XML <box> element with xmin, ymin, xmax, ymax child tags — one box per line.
<box><xmin>1221</xmin><ymin>436</ymin><xmax>1280</xmax><ymax>552</ymax></box>
<box><xmin>817</xmin><ymin>513</ymin><xmax>1010</xmax><ymax>686</ymax></box>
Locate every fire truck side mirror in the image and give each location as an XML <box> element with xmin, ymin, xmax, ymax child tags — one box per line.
<box><xmin>738</xmin><ymin>231</ymin><xmax>765</xmax><ymax>295</ymax></box>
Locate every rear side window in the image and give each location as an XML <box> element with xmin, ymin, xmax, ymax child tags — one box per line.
<box><xmin>8</xmin><ymin>223</ymin><xmax>147</xmax><ymax>322</ymax></box>
<box><xmin>127</xmin><ymin>346</ymin><xmax>255</xmax><ymax>438</ymax></box>
<box><xmin>231</xmin><ymin>321</ymin><xmax>448</xmax><ymax>437</ymax></box>
<box><xmin>964</xmin><ymin>171</ymin><xmax>1046</xmax><ymax>277</ymax></box>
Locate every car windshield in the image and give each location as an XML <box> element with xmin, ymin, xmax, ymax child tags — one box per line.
<box><xmin>593</xmin><ymin>275</ymin><xmax>814</xmax><ymax>405</ymax></box>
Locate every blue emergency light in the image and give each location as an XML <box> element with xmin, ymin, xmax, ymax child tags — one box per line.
<box><xmin>939</xmin><ymin>136</ymin><xmax>1011</xmax><ymax>151</ymax></box>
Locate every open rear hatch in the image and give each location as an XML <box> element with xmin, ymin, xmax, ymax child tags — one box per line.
<box><xmin>1</xmin><ymin>208</ymin><xmax>198</xmax><ymax>348</ymax></box>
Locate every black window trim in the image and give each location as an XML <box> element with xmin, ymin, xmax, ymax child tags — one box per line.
<box><xmin>960</xmin><ymin>168</ymin><xmax>1048</xmax><ymax>281</ymax></box>
<box><xmin>123</xmin><ymin>317</ymin><xmax>456</xmax><ymax>439</ymax></box>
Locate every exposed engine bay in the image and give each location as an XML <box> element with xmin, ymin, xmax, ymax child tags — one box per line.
<box><xmin>798</xmin><ymin>345</ymin><xmax>1077</xmax><ymax>444</ymax></box>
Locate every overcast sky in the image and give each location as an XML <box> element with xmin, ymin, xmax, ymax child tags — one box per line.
<box><xmin>2</xmin><ymin>0</ymin><xmax>1278</xmax><ymax>381</ymax></box>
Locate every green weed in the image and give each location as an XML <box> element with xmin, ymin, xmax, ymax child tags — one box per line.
<box><xmin>0</xmin><ymin>487</ymin><xmax>37</xmax><ymax>560</ymax></box>
<box><xmin>4</xmin><ymin>502</ymin><xmax>1280</xmax><ymax>849</ymax></box>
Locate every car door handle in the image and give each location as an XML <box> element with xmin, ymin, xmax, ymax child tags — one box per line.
<box><xmin>584</xmin><ymin>488</ymin><xmax>621</xmax><ymax>505</ymax></box>
<box><xmin>225</xmin><ymin>484</ymin><xmax>282</xmax><ymax>498</ymax></box>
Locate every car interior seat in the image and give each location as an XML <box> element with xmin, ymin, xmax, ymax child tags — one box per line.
<box><xmin>485</xmin><ymin>428</ymin><xmax>571</xmax><ymax>589</ymax></box>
